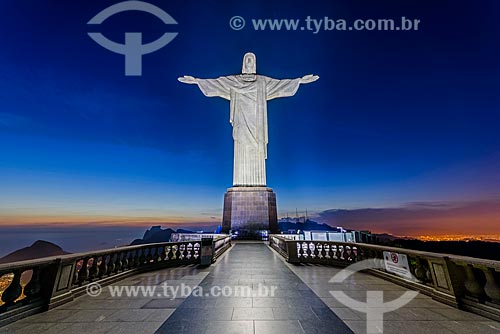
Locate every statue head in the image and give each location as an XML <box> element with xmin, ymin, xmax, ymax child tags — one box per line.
<box><xmin>242</xmin><ymin>52</ymin><xmax>256</xmax><ymax>74</ymax></box>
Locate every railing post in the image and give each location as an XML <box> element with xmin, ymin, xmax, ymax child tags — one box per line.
<box><xmin>114</xmin><ymin>252</ymin><xmax>123</xmax><ymax>272</ymax></box>
<box><xmin>150</xmin><ymin>248</ymin><xmax>158</xmax><ymax>263</ymax></box>
<box><xmin>78</xmin><ymin>257</ymin><xmax>89</xmax><ymax>285</ymax></box>
<box><xmin>88</xmin><ymin>256</ymin><xmax>98</xmax><ymax>281</ymax></box>
<box><xmin>45</xmin><ymin>258</ymin><xmax>75</xmax><ymax>309</ymax></box>
<box><xmin>98</xmin><ymin>255</ymin><xmax>108</xmax><ymax>278</ymax></box>
<box><xmin>200</xmin><ymin>237</ymin><xmax>214</xmax><ymax>266</ymax></box>
<box><xmin>443</xmin><ymin>258</ymin><xmax>466</xmax><ymax>304</ymax></box>
<box><xmin>107</xmin><ymin>254</ymin><xmax>116</xmax><ymax>274</ymax></box>
<box><xmin>24</xmin><ymin>267</ymin><xmax>42</xmax><ymax>301</ymax></box>
<box><xmin>121</xmin><ymin>252</ymin><xmax>129</xmax><ymax>268</ymax></box>
<box><xmin>483</xmin><ymin>268</ymin><xmax>500</xmax><ymax>304</ymax></box>
<box><xmin>286</xmin><ymin>240</ymin><xmax>299</xmax><ymax>263</ymax></box>
<box><xmin>463</xmin><ymin>264</ymin><xmax>485</xmax><ymax>300</ymax></box>
<box><xmin>0</xmin><ymin>270</ymin><xmax>22</xmax><ymax>307</ymax></box>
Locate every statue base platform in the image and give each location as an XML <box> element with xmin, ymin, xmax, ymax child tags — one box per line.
<box><xmin>222</xmin><ymin>187</ymin><xmax>278</xmax><ymax>236</ymax></box>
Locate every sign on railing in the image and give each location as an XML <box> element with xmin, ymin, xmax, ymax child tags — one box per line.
<box><xmin>383</xmin><ymin>251</ymin><xmax>412</xmax><ymax>279</ymax></box>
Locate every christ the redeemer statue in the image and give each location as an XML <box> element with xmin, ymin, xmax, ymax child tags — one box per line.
<box><xmin>178</xmin><ymin>52</ymin><xmax>319</xmax><ymax>187</ymax></box>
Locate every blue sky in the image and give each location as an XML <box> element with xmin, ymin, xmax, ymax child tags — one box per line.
<box><xmin>0</xmin><ymin>0</ymin><xmax>499</xmax><ymax>250</ymax></box>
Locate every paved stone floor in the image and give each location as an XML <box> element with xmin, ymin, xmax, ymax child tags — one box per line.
<box><xmin>155</xmin><ymin>242</ymin><xmax>353</xmax><ymax>334</ymax></box>
<box><xmin>0</xmin><ymin>241</ymin><xmax>499</xmax><ymax>334</ymax></box>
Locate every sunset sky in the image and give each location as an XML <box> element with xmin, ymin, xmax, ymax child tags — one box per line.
<box><xmin>1</xmin><ymin>0</ymin><xmax>499</xmax><ymax>253</ymax></box>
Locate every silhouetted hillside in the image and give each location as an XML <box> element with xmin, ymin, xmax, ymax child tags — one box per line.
<box><xmin>130</xmin><ymin>226</ymin><xmax>194</xmax><ymax>245</ymax></box>
<box><xmin>278</xmin><ymin>220</ymin><xmax>340</xmax><ymax>232</ymax></box>
<box><xmin>0</xmin><ymin>240</ymin><xmax>69</xmax><ymax>264</ymax></box>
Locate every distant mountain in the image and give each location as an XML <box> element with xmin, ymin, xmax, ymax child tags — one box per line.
<box><xmin>130</xmin><ymin>226</ymin><xmax>195</xmax><ymax>245</ymax></box>
<box><xmin>0</xmin><ymin>240</ymin><xmax>70</xmax><ymax>264</ymax></box>
<box><xmin>278</xmin><ymin>219</ymin><xmax>341</xmax><ymax>232</ymax></box>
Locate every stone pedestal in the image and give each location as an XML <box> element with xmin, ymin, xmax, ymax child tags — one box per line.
<box><xmin>222</xmin><ymin>187</ymin><xmax>278</xmax><ymax>235</ymax></box>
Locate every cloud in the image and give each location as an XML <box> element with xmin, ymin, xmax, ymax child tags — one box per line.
<box><xmin>316</xmin><ymin>199</ymin><xmax>500</xmax><ymax>236</ymax></box>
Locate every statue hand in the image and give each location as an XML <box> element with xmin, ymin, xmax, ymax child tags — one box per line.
<box><xmin>178</xmin><ymin>75</ymin><xmax>197</xmax><ymax>84</ymax></box>
<box><xmin>300</xmin><ymin>74</ymin><xmax>319</xmax><ymax>84</ymax></box>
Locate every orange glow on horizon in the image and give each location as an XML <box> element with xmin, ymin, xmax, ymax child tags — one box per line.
<box><xmin>336</xmin><ymin>204</ymin><xmax>500</xmax><ymax>238</ymax></box>
<box><xmin>0</xmin><ymin>213</ymin><xmax>219</xmax><ymax>227</ymax></box>
<box><xmin>2</xmin><ymin>199</ymin><xmax>499</xmax><ymax>238</ymax></box>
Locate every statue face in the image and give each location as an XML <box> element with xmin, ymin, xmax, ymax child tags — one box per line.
<box><xmin>242</xmin><ymin>52</ymin><xmax>256</xmax><ymax>74</ymax></box>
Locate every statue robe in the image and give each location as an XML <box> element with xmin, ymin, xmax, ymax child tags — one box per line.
<box><xmin>196</xmin><ymin>75</ymin><xmax>301</xmax><ymax>186</ymax></box>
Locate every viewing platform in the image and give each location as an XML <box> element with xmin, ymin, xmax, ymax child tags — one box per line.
<box><xmin>0</xmin><ymin>237</ymin><xmax>499</xmax><ymax>333</ymax></box>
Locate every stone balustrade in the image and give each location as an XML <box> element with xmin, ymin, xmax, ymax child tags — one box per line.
<box><xmin>0</xmin><ymin>235</ymin><xmax>231</xmax><ymax>327</ymax></box>
<box><xmin>269</xmin><ymin>234</ymin><xmax>500</xmax><ymax>321</ymax></box>
<box><xmin>213</xmin><ymin>235</ymin><xmax>232</xmax><ymax>259</ymax></box>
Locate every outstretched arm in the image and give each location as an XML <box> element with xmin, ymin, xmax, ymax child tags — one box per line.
<box><xmin>177</xmin><ymin>75</ymin><xmax>232</xmax><ymax>100</ymax></box>
<box><xmin>178</xmin><ymin>75</ymin><xmax>198</xmax><ymax>84</ymax></box>
<box><xmin>265</xmin><ymin>74</ymin><xmax>319</xmax><ymax>100</ymax></box>
<box><xmin>299</xmin><ymin>74</ymin><xmax>320</xmax><ymax>84</ymax></box>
